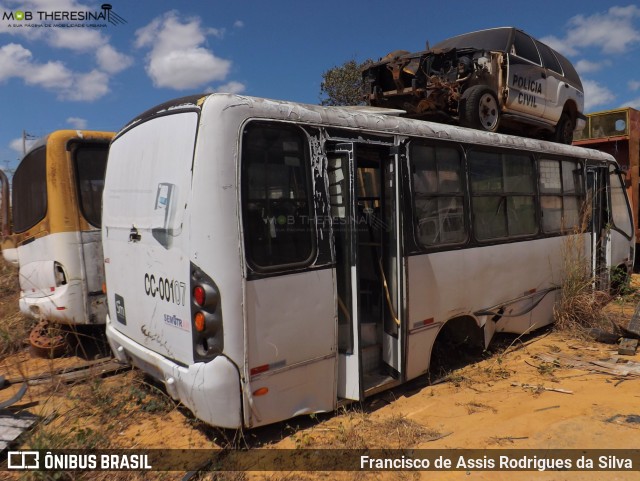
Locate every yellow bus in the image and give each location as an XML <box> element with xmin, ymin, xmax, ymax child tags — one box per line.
<box><xmin>1</xmin><ymin>130</ymin><xmax>114</xmax><ymax>325</ymax></box>
<box><xmin>0</xmin><ymin>169</ymin><xmax>12</xmax><ymax>262</ymax></box>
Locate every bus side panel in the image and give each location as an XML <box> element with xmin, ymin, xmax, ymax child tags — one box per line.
<box><xmin>188</xmin><ymin>100</ymin><xmax>247</xmax><ymax>372</ymax></box>
<box><xmin>17</xmin><ymin>231</ymin><xmax>88</xmax><ymax>324</ymax></box>
<box><xmin>244</xmin><ymin>270</ymin><xmax>336</xmax><ymax>427</ymax></box>
<box><xmin>80</xmin><ymin>230</ymin><xmax>107</xmax><ymax>323</ymax></box>
<box><xmin>405</xmin><ymin>237</ymin><xmax>567</xmax><ymax>379</ymax></box>
<box><xmin>610</xmin><ymin>230</ymin><xmax>632</xmax><ymax>271</ymax></box>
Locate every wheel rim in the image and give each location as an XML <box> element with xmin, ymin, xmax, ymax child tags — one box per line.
<box><xmin>478</xmin><ymin>93</ymin><xmax>499</xmax><ymax>130</ymax></box>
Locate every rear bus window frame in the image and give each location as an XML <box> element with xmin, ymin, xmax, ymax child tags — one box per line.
<box><xmin>12</xmin><ymin>146</ymin><xmax>48</xmax><ymax>234</ymax></box>
<box><xmin>71</xmin><ymin>140</ymin><xmax>110</xmax><ymax>228</ymax></box>
<box><xmin>241</xmin><ymin>121</ymin><xmax>317</xmax><ymax>274</ymax></box>
<box><xmin>409</xmin><ymin>140</ymin><xmax>468</xmax><ymax>249</ymax></box>
<box><xmin>538</xmin><ymin>158</ymin><xmax>585</xmax><ymax>234</ymax></box>
<box><xmin>468</xmin><ymin>148</ymin><xmax>538</xmax><ymax>242</ymax></box>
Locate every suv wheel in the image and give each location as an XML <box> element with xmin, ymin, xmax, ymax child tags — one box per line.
<box><xmin>554</xmin><ymin>113</ymin><xmax>575</xmax><ymax>144</ymax></box>
<box><xmin>460</xmin><ymin>86</ymin><xmax>500</xmax><ymax>132</ymax></box>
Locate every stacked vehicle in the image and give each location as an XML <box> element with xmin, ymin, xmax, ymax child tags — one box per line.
<box><xmin>362</xmin><ymin>27</ymin><xmax>586</xmax><ymax>143</ymax></box>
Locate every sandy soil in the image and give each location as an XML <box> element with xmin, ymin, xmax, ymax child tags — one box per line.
<box><xmin>0</xmin><ymin>289</ymin><xmax>639</xmax><ymax>481</ymax></box>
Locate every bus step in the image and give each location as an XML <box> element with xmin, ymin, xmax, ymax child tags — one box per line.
<box><xmin>362</xmin><ymin>343</ymin><xmax>381</xmax><ymax>373</ymax></box>
<box><xmin>363</xmin><ymin>372</ymin><xmax>397</xmax><ymax>395</ymax></box>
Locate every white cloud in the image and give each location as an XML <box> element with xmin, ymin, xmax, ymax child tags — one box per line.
<box><xmin>65</xmin><ymin>69</ymin><xmax>109</xmax><ymax>101</ymax></box>
<box><xmin>48</xmin><ymin>28</ymin><xmax>104</xmax><ymax>51</ymax></box>
<box><xmin>0</xmin><ymin>43</ymin><xmax>72</xmax><ymax>87</ymax></box>
<box><xmin>234</xmin><ymin>20</ymin><xmax>244</xmax><ymax>28</ymax></box>
<box><xmin>628</xmin><ymin>80</ymin><xmax>640</xmax><ymax>91</ymax></box>
<box><xmin>0</xmin><ymin>43</ymin><xmax>109</xmax><ymax>101</ymax></box>
<box><xmin>0</xmin><ymin>0</ymin><xmax>132</xmax><ymax>88</ymax></box>
<box><xmin>26</xmin><ymin>60</ymin><xmax>73</xmax><ymax>89</ymax></box>
<box><xmin>541</xmin><ymin>6</ymin><xmax>640</xmax><ymax>56</ymax></box>
<box><xmin>66</xmin><ymin>117</ymin><xmax>88</xmax><ymax>129</ymax></box>
<box><xmin>96</xmin><ymin>44</ymin><xmax>133</xmax><ymax>74</ymax></box>
<box><xmin>539</xmin><ymin>35</ymin><xmax>577</xmax><ymax>57</ymax></box>
<box><xmin>205</xmin><ymin>81</ymin><xmax>246</xmax><ymax>94</ymax></box>
<box><xmin>574</xmin><ymin>59</ymin><xmax>607</xmax><ymax>74</ymax></box>
<box><xmin>3</xmin><ymin>0</ymin><xmax>87</xmax><ymax>9</ymax></box>
<box><xmin>135</xmin><ymin>11</ymin><xmax>233</xmax><ymax>90</ymax></box>
<box><xmin>621</xmin><ymin>97</ymin><xmax>640</xmax><ymax>109</ymax></box>
<box><xmin>583</xmin><ymin>79</ymin><xmax>615</xmax><ymax>111</ymax></box>
<box><xmin>9</xmin><ymin>137</ymin><xmax>37</xmax><ymax>155</ymax></box>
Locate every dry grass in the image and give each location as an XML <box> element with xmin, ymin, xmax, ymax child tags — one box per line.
<box><xmin>457</xmin><ymin>401</ymin><xmax>498</xmax><ymax>415</ymax></box>
<box><xmin>552</xmin><ymin>214</ymin><xmax>614</xmax><ymax>338</ymax></box>
<box><xmin>0</xmin><ymin>255</ymin><xmax>19</xmax><ymax>298</ymax></box>
<box><xmin>296</xmin><ymin>407</ymin><xmax>442</xmax><ymax>450</ymax></box>
<box><xmin>0</xmin><ymin>257</ymin><xmax>35</xmax><ymax>356</ymax></box>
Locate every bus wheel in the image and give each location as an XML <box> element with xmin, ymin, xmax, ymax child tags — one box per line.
<box><xmin>460</xmin><ymin>86</ymin><xmax>500</xmax><ymax>132</ymax></box>
<box><xmin>29</xmin><ymin>320</ymin><xmax>68</xmax><ymax>358</ymax></box>
<box><xmin>554</xmin><ymin>113</ymin><xmax>575</xmax><ymax>144</ymax></box>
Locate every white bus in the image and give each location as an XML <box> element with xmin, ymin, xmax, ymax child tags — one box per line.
<box><xmin>1</xmin><ymin>130</ymin><xmax>114</xmax><ymax>326</ymax></box>
<box><xmin>102</xmin><ymin>94</ymin><xmax>634</xmax><ymax>429</ymax></box>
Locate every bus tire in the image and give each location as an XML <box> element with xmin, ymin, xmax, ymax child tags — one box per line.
<box><xmin>554</xmin><ymin>113</ymin><xmax>575</xmax><ymax>145</ymax></box>
<box><xmin>460</xmin><ymin>86</ymin><xmax>500</xmax><ymax>132</ymax></box>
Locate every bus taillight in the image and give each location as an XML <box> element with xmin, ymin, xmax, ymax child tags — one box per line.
<box><xmin>190</xmin><ymin>263</ymin><xmax>224</xmax><ymax>361</ymax></box>
<box><xmin>194</xmin><ymin>311</ymin><xmax>206</xmax><ymax>332</ymax></box>
<box><xmin>193</xmin><ymin>286</ymin><xmax>206</xmax><ymax>306</ymax></box>
<box><xmin>193</xmin><ymin>284</ymin><xmax>218</xmax><ymax>308</ymax></box>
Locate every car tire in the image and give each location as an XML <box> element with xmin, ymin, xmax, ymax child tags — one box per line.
<box><xmin>554</xmin><ymin>113</ymin><xmax>575</xmax><ymax>144</ymax></box>
<box><xmin>460</xmin><ymin>86</ymin><xmax>500</xmax><ymax>132</ymax></box>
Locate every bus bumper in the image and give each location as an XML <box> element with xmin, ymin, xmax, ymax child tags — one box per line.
<box><xmin>106</xmin><ymin>314</ymin><xmax>243</xmax><ymax>429</ymax></box>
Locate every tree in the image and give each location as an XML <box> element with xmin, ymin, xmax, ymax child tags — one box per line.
<box><xmin>319</xmin><ymin>58</ymin><xmax>372</xmax><ymax>106</ymax></box>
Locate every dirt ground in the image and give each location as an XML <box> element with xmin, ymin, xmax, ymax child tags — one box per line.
<box><xmin>0</xmin><ymin>272</ymin><xmax>639</xmax><ymax>480</ymax></box>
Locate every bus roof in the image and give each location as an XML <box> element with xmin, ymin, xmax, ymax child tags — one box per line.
<box><xmin>22</xmin><ymin>130</ymin><xmax>114</xmax><ymax>159</ymax></box>
<box><xmin>116</xmin><ymin>93</ymin><xmax>615</xmax><ymax>163</ymax></box>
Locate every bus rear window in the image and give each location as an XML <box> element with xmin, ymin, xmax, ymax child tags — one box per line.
<box><xmin>12</xmin><ymin>146</ymin><xmax>47</xmax><ymax>233</ymax></box>
<box><xmin>241</xmin><ymin>122</ymin><xmax>315</xmax><ymax>271</ymax></box>
<box><xmin>73</xmin><ymin>143</ymin><xmax>109</xmax><ymax>227</ymax></box>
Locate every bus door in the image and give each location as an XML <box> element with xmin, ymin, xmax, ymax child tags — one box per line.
<box><xmin>328</xmin><ymin>142</ymin><xmax>403</xmax><ymax>401</ymax></box>
<box><xmin>587</xmin><ymin>165</ymin><xmax>610</xmax><ymax>289</ymax></box>
<box><xmin>69</xmin><ymin>141</ymin><xmax>110</xmax><ymax>321</ymax></box>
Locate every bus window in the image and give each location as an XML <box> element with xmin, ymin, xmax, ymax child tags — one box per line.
<box><xmin>469</xmin><ymin>150</ymin><xmax>536</xmax><ymax>240</ymax></box>
<box><xmin>539</xmin><ymin>159</ymin><xmax>585</xmax><ymax>233</ymax></box>
<box><xmin>610</xmin><ymin>168</ymin><xmax>633</xmax><ymax>238</ymax></box>
<box><xmin>74</xmin><ymin>144</ymin><xmax>109</xmax><ymax>228</ymax></box>
<box><xmin>410</xmin><ymin>143</ymin><xmax>466</xmax><ymax>247</ymax></box>
<box><xmin>242</xmin><ymin>122</ymin><xmax>315</xmax><ymax>271</ymax></box>
<box><xmin>12</xmin><ymin>147</ymin><xmax>47</xmax><ymax>233</ymax></box>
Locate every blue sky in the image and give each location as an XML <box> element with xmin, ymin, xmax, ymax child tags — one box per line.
<box><xmin>1</xmin><ymin>1</ymin><xmax>640</xmax><ymax>171</ymax></box>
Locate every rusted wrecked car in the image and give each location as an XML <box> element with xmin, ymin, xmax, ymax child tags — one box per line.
<box><xmin>362</xmin><ymin>27</ymin><xmax>585</xmax><ymax>144</ymax></box>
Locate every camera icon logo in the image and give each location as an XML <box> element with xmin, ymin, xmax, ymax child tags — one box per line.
<box><xmin>7</xmin><ymin>451</ymin><xmax>39</xmax><ymax>469</ymax></box>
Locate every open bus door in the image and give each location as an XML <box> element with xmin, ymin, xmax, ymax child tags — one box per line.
<box><xmin>587</xmin><ymin>165</ymin><xmax>611</xmax><ymax>289</ymax></box>
<box><xmin>328</xmin><ymin>142</ymin><xmax>403</xmax><ymax>402</ymax></box>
